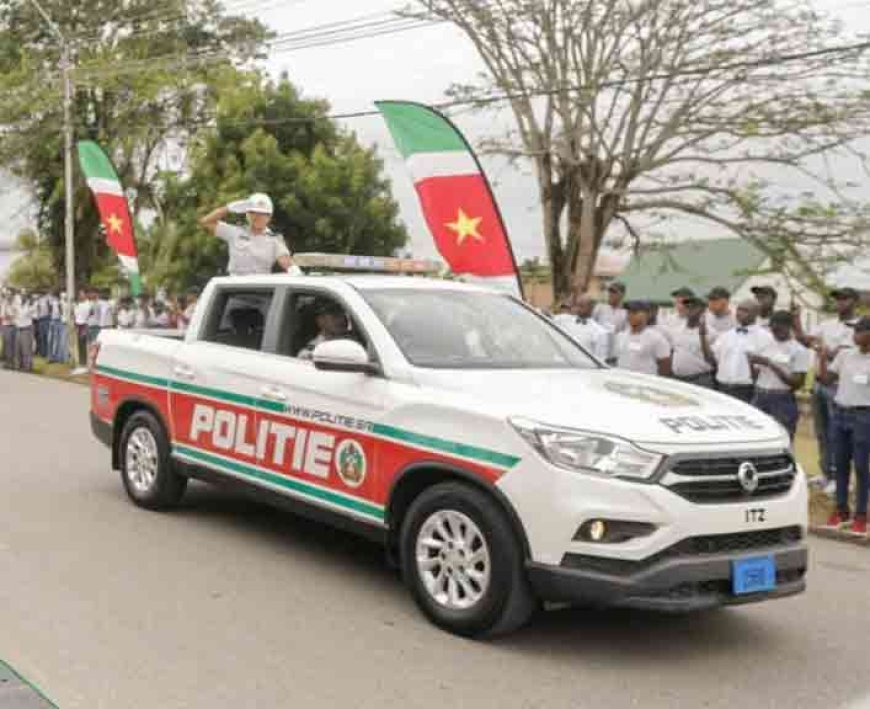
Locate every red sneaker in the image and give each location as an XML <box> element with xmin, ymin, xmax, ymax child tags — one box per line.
<box><xmin>850</xmin><ymin>517</ymin><xmax>868</xmax><ymax>535</ymax></box>
<box><xmin>826</xmin><ymin>512</ymin><xmax>848</xmax><ymax>528</ymax></box>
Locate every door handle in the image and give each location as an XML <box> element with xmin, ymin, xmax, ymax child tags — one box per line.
<box><xmin>173</xmin><ymin>364</ymin><xmax>195</xmax><ymax>381</ymax></box>
<box><xmin>260</xmin><ymin>385</ymin><xmax>287</xmax><ymax>402</ymax></box>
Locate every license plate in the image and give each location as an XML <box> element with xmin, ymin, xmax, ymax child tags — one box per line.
<box><xmin>731</xmin><ymin>555</ymin><xmax>776</xmax><ymax>595</ymax></box>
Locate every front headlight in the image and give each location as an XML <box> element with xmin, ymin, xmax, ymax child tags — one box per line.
<box><xmin>509</xmin><ymin>418</ymin><xmax>663</xmax><ymax>480</ymax></box>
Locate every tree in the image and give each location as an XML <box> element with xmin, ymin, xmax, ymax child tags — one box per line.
<box><xmin>414</xmin><ymin>0</ymin><xmax>870</xmax><ymax>298</ymax></box>
<box><xmin>0</xmin><ymin>0</ymin><xmax>269</xmax><ymax>284</ymax></box>
<box><xmin>142</xmin><ymin>71</ymin><xmax>408</xmax><ymax>292</ymax></box>
<box><xmin>6</xmin><ymin>230</ymin><xmax>56</xmax><ymax>290</ymax></box>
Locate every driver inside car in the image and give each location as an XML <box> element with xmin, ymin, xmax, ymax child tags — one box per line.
<box><xmin>297</xmin><ymin>300</ymin><xmax>353</xmax><ymax>360</ymax></box>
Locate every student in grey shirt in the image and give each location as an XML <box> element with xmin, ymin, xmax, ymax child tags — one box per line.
<box><xmin>200</xmin><ymin>192</ymin><xmax>297</xmax><ymax>276</ymax></box>
<box><xmin>817</xmin><ymin>317</ymin><xmax>870</xmax><ymax>534</ymax></box>
<box><xmin>614</xmin><ymin>300</ymin><xmax>672</xmax><ymax>376</ymax></box>
<box><xmin>748</xmin><ymin>310</ymin><xmax>810</xmax><ymax>440</ymax></box>
<box><xmin>670</xmin><ymin>296</ymin><xmax>716</xmax><ymax>387</ymax></box>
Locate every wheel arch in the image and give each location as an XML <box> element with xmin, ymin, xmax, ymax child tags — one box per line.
<box><xmin>112</xmin><ymin>397</ymin><xmax>171</xmax><ymax>470</ymax></box>
<box><xmin>385</xmin><ymin>461</ymin><xmax>531</xmax><ymax>563</ymax></box>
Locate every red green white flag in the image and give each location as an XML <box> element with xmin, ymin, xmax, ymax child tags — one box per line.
<box><xmin>77</xmin><ymin>140</ymin><xmax>142</xmax><ymax>295</ymax></box>
<box><xmin>376</xmin><ymin>101</ymin><xmax>523</xmax><ymax>296</ymax></box>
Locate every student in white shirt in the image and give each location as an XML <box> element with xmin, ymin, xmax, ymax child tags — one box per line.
<box><xmin>98</xmin><ymin>291</ymin><xmax>115</xmax><ymax>330</ymax></box>
<box><xmin>817</xmin><ymin>317</ymin><xmax>870</xmax><ymax>535</ymax></box>
<box><xmin>748</xmin><ymin>310</ymin><xmax>810</xmax><ymax>440</ymax></box>
<box><xmin>134</xmin><ymin>295</ymin><xmax>152</xmax><ymax>329</ymax></box>
<box><xmin>751</xmin><ymin>285</ymin><xmax>777</xmax><ymax>330</ymax></box>
<box><xmin>593</xmin><ymin>282</ymin><xmax>627</xmax><ymax>362</ymax></box>
<box><xmin>1</xmin><ymin>291</ymin><xmax>17</xmax><ymax>369</ymax></box>
<box><xmin>711</xmin><ymin>299</ymin><xmax>774</xmax><ymax>403</ymax></box>
<box><xmin>615</xmin><ymin>300</ymin><xmax>672</xmax><ymax>376</ymax></box>
<box><xmin>73</xmin><ymin>289</ymin><xmax>93</xmax><ymax>366</ymax></box>
<box><xmin>670</xmin><ymin>296</ymin><xmax>716</xmax><ymax>388</ymax></box>
<box><xmin>116</xmin><ymin>297</ymin><xmax>135</xmax><ymax>329</ymax></box>
<box><xmin>554</xmin><ymin>294</ymin><xmax>609</xmax><ymax>361</ymax></box>
<box><xmin>704</xmin><ymin>286</ymin><xmax>735</xmax><ymax>342</ymax></box>
<box><xmin>13</xmin><ymin>295</ymin><xmax>34</xmax><ymax>371</ymax></box>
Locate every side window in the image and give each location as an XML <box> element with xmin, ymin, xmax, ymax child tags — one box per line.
<box><xmin>201</xmin><ymin>289</ymin><xmax>274</xmax><ymax>351</ymax></box>
<box><xmin>279</xmin><ymin>292</ymin><xmax>367</xmax><ymax>359</ymax></box>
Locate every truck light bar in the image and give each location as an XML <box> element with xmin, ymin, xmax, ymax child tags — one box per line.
<box><xmin>293</xmin><ymin>253</ymin><xmax>442</xmax><ymax>275</ymax></box>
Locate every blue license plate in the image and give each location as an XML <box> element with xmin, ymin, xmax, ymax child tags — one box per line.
<box><xmin>732</xmin><ymin>555</ymin><xmax>776</xmax><ymax>595</ymax></box>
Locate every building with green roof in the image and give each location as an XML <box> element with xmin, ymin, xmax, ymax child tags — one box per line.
<box><xmin>619</xmin><ymin>238</ymin><xmax>768</xmax><ymax>303</ymax></box>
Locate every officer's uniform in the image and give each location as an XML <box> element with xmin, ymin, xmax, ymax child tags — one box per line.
<box><xmin>751</xmin><ymin>338</ymin><xmax>810</xmax><ymax>439</ymax></box>
<box><xmin>829</xmin><ymin>348</ymin><xmax>870</xmax><ymax>520</ymax></box>
<box><xmin>593</xmin><ymin>303</ymin><xmax>627</xmax><ymax>362</ymax></box>
<box><xmin>553</xmin><ymin>314</ymin><xmax>609</xmax><ymax>360</ymax></box>
<box><xmin>215</xmin><ymin>222</ymin><xmax>290</xmax><ymax>276</ymax></box>
<box><xmin>711</xmin><ymin>324</ymin><xmax>774</xmax><ymax>402</ymax></box>
<box><xmin>671</xmin><ymin>322</ymin><xmax>715</xmax><ymax>388</ymax></box>
<box><xmin>614</xmin><ymin>326</ymin><xmax>671</xmax><ymax>375</ymax></box>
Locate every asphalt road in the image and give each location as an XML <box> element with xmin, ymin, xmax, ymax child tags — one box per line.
<box><xmin>2</xmin><ymin>370</ymin><xmax>870</xmax><ymax>709</ymax></box>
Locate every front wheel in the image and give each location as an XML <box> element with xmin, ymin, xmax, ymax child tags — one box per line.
<box><xmin>400</xmin><ymin>482</ymin><xmax>536</xmax><ymax>637</ymax></box>
<box><xmin>119</xmin><ymin>410</ymin><xmax>187</xmax><ymax>510</ymax></box>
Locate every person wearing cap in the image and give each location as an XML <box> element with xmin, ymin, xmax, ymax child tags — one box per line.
<box><xmin>593</xmin><ymin>281</ymin><xmax>627</xmax><ymax>363</ymax></box>
<box><xmin>554</xmin><ymin>294</ymin><xmax>609</xmax><ymax>361</ymax></box>
<box><xmin>704</xmin><ymin>286</ymin><xmax>735</xmax><ymax>342</ymax></box>
<box><xmin>670</xmin><ymin>296</ymin><xmax>716</xmax><ymax>388</ymax></box>
<box><xmin>816</xmin><ymin>317</ymin><xmax>870</xmax><ymax>535</ymax></box>
<box><xmin>710</xmin><ymin>299</ymin><xmax>774</xmax><ymax>403</ymax></box>
<box><xmin>750</xmin><ymin>285</ymin><xmax>778</xmax><ymax>329</ymax></box>
<box><xmin>614</xmin><ymin>300</ymin><xmax>672</xmax><ymax>376</ymax></box>
<box><xmin>200</xmin><ymin>193</ymin><xmax>297</xmax><ymax>276</ymax></box>
<box><xmin>748</xmin><ymin>310</ymin><xmax>810</xmax><ymax>440</ymax></box>
<box><xmin>298</xmin><ymin>300</ymin><xmax>353</xmax><ymax>360</ymax></box>
<box><xmin>803</xmin><ymin>287</ymin><xmax>861</xmax><ymax>491</ymax></box>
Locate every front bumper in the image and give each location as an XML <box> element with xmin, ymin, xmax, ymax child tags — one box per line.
<box><xmin>527</xmin><ymin>542</ymin><xmax>807</xmax><ymax>612</ymax></box>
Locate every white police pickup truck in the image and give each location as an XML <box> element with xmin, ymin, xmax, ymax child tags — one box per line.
<box><xmin>90</xmin><ymin>259</ymin><xmax>807</xmax><ymax>637</ymax></box>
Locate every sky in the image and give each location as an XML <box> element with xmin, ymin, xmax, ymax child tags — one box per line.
<box><xmin>2</xmin><ymin>0</ymin><xmax>869</xmax><ymax>277</ymax></box>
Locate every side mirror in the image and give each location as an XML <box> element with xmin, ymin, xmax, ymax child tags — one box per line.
<box><xmin>312</xmin><ymin>339</ymin><xmax>379</xmax><ymax>374</ymax></box>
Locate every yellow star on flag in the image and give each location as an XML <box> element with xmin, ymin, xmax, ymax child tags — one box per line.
<box><xmin>106</xmin><ymin>213</ymin><xmax>123</xmax><ymax>235</ymax></box>
<box><xmin>445</xmin><ymin>208</ymin><xmax>483</xmax><ymax>245</ymax></box>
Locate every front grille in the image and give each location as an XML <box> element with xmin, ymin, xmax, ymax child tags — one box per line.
<box><xmin>561</xmin><ymin>525</ymin><xmax>802</xmax><ymax>576</ymax></box>
<box><xmin>663</xmin><ymin>453</ymin><xmax>796</xmax><ymax>503</ymax></box>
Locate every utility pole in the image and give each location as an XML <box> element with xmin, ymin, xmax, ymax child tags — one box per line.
<box><xmin>29</xmin><ymin>0</ymin><xmax>77</xmax><ymax>365</ymax></box>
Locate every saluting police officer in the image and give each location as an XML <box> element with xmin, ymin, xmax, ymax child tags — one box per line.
<box><xmin>200</xmin><ymin>193</ymin><xmax>298</xmax><ymax>275</ymax></box>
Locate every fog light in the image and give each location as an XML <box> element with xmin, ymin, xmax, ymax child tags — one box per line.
<box><xmin>574</xmin><ymin>519</ymin><xmax>657</xmax><ymax>543</ymax></box>
<box><xmin>588</xmin><ymin>519</ymin><xmax>607</xmax><ymax>541</ymax></box>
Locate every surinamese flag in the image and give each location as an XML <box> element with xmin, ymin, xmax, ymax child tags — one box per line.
<box><xmin>77</xmin><ymin>140</ymin><xmax>142</xmax><ymax>295</ymax></box>
<box><xmin>376</xmin><ymin>101</ymin><xmax>522</xmax><ymax>295</ymax></box>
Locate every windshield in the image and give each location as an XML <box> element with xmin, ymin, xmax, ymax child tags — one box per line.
<box><xmin>362</xmin><ymin>289</ymin><xmax>600</xmax><ymax>370</ymax></box>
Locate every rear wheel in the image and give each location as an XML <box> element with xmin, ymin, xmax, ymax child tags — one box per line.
<box><xmin>400</xmin><ymin>482</ymin><xmax>536</xmax><ymax>637</ymax></box>
<box><xmin>119</xmin><ymin>410</ymin><xmax>186</xmax><ymax>510</ymax></box>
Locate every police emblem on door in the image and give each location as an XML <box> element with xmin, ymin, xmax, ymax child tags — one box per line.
<box><xmin>335</xmin><ymin>439</ymin><xmax>367</xmax><ymax>488</ymax></box>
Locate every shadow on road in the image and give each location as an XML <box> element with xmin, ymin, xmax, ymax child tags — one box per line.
<box><xmin>160</xmin><ymin>481</ymin><xmax>787</xmax><ymax>663</ymax></box>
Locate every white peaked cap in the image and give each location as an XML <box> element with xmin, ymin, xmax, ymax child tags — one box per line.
<box><xmin>247</xmin><ymin>193</ymin><xmax>273</xmax><ymax>215</ymax></box>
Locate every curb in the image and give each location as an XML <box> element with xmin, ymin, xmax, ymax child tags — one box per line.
<box><xmin>809</xmin><ymin>525</ymin><xmax>870</xmax><ymax>548</ymax></box>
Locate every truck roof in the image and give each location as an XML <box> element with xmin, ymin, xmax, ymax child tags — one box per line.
<box><xmin>206</xmin><ymin>273</ymin><xmax>498</xmax><ymax>294</ymax></box>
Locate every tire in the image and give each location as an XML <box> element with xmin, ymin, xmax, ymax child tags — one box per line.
<box><xmin>118</xmin><ymin>410</ymin><xmax>187</xmax><ymax>510</ymax></box>
<box><xmin>400</xmin><ymin>482</ymin><xmax>536</xmax><ymax>637</ymax></box>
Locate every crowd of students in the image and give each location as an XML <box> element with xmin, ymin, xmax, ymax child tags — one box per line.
<box><xmin>0</xmin><ymin>287</ymin><xmax>200</xmax><ymax>372</ymax></box>
<box><xmin>554</xmin><ymin>281</ymin><xmax>870</xmax><ymax>535</ymax></box>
